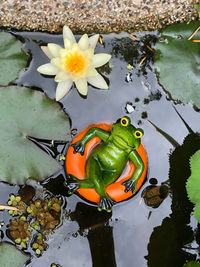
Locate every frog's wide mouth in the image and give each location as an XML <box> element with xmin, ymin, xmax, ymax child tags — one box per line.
<box><xmin>113</xmin><ymin>135</ymin><xmax>133</xmax><ymax>148</ymax></box>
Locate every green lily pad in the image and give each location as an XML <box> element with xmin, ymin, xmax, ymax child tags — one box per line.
<box><xmin>0</xmin><ymin>32</ymin><xmax>29</xmax><ymax>86</ymax></box>
<box><xmin>155</xmin><ymin>21</ymin><xmax>200</xmax><ymax>107</ymax></box>
<box><xmin>183</xmin><ymin>261</ymin><xmax>200</xmax><ymax>267</ymax></box>
<box><xmin>0</xmin><ymin>86</ymin><xmax>71</xmax><ymax>184</ymax></box>
<box><xmin>0</xmin><ymin>242</ymin><xmax>30</xmax><ymax>267</ymax></box>
<box><xmin>186</xmin><ymin>150</ymin><xmax>200</xmax><ymax>222</ymax></box>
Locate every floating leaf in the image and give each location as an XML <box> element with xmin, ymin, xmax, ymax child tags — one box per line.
<box><xmin>59</xmin><ymin>155</ymin><xmax>66</xmax><ymax>161</ymax></box>
<box><xmin>0</xmin><ymin>32</ymin><xmax>29</xmax><ymax>86</ymax></box>
<box><xmin>155</xmin><ymin>22</ymin><xmax>200</xmax><ymax>107</ymax></box>
<box><xmin>126</xmin><ymin>64</ymin><xmax>133</xmax><ymax>70</ymax></box>
<box><xmin>186</xmin><ymin>150</ymin><xmax>200</xmax><ymax>222</ymax></box>
<box><xmin>0</xmin><ymin>86</ymin><xmax>71</xmax><ymax>184</ymax></box>
<box><xmin>194</xmin><ymin>202</ymin><xmax>200</xmax><ymax>222</ymax></box>
<box><xmin>0</xmin><ymin>242</ymin><xmax>30</xmax><ymax>267</ymax></box>
<box><xmin>183</xmin><ymin>261</ymin><xmax>200</xmax><ymax>267</ymax></box>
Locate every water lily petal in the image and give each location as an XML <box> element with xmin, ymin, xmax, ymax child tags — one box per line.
<box><xmin>78</xmin><ymin>34</ymin><xmax>89</xmax><ymax>50</ymax></box>
<box><xmin>71</xmin><ymin>43</ymin><xmax>80</xmax><ymax>52</ymax></box>
<box><xmin>87</xmin><ymin>74</ymin><xmax>108</xmax><ymax>89</ymax></box>
<box><xmin>75</xmin><ymin>78</ymin><xmax>88</xmax><ymax>95</ymax></box>
<box><xmin>48</xmin><ymin>43</ymin><xmax>62</xmax><ymax>58</ymax></box>
<box><xmin>64</xmin><ymin>38</ymin><xmax>72</xmax><ymax>49</ymax></box>
<box><xmin>92</xmin><ymin>53</ymin><xmax>111</xmax><ymax>68</ymax></box>
<box><xmin>56</xmin><ymin>80</ymin><xmax>73</xmax><ymax>101</ymax></box>
<box><xmin>37</xmin><ymin>63</ymin><xmax>59</xmax><ymax>75</ymax></box>
<box><xmin>86</xmin><ymin>67</ymin><xmax>98</xmax><ymax>77</ymax></box>
<box><xmin>84</xmin><ymin>48</ymin><xmax>94</xmax><ymax>60</ymax></box>
<box><xmin>89</xmin><ymin>34</ymin><xmax>99</xmax><ymax>49</ymax></box>
<box><xmin>51</xmin><ymin>58</ymin><xmax>62</xmax><ymax>69</ymax></box>
<box><xmin>59</xmin><ymin>48</ymin><xmax>68</xmax><ymax>59</ymax></box>
<box><xmin>41</xmin><ymin>46</ymin><xmax>54</xmax><ymax>59</ymax></box>
<box><xmin>63</xmin><ymin>26</ymin><xmax>76</xmax><ymax>44</ymax></box>
<box><xmin>55</xmin><ymin>72</ymin><xmax>70</xmax><ymax>82</ymax></box>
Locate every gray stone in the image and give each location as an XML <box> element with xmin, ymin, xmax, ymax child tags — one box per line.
<box><xmin>0</xmin><ymin>0</ymin><xmax>199</xmax><ymax>33</ymax></box>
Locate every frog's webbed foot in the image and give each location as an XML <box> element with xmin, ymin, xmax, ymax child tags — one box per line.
<box><xmin>122</xmin><ymin>180</ymin><xmax>136</xmax><ymax>193</ymax></box>
<box><xmin>65</xmin><ymin>175</ymin><xmax>80</xmax><ymax>195</ymax></box>
<box><xmin>71</xmin><ymin>141</ymin><xmax>85</xmax><ymax>155</ymax></box>
<box><xmin>98</xmin><ymin>197</ymin><xmax>116</xmax><ymax>212</ymax></box>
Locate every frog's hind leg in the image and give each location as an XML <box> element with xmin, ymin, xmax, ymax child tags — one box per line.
<box><xmin>89</xmin><ymin>156</ymin><xmax>116</xmax><ymax>211</ymax></box>
<box><xmin>66</xmin><ymin>174</ymin><xmax>94</xmax><ymax>195</ymax></box>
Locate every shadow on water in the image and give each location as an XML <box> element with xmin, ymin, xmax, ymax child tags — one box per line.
<box><xmin>146</xmin><ymin>129</ymin><xmax>200</xmax><ymax>266</ymax></box>
<box><xmin>70</xmin><ymin>203</ymin><xmax>116</xmax><ymax>267</ymax></box>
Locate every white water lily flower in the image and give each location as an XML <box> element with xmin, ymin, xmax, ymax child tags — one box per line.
<box><xmin>37</xmin><ymin>26</ymin><xmax>111</xmax><ymax>101</ymax></box>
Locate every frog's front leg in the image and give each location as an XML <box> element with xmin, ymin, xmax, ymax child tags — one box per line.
<box><xmin>72</xmin><ymin>127</ymin><xmax>110</xmax><ymax>156</ymax></box>
<box><xmin>122</xmin><ymin>150</ymin><xmax>144</xmax><ymax>193</ymax></box>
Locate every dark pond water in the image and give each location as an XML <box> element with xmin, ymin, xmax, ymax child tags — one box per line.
<box><xmin>0</xmin><ymin>29</ymin><xmax>200</xmax><ymax>267</ymax></box>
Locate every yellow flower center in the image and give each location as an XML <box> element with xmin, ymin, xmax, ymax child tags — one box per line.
<box><xmin>65</xmin><ymin>52</ymin><xmax>86</xmax><ymax>73</ymax></box>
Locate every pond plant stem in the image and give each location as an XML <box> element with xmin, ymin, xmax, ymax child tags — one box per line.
<box><xmin>173</xmin><ymin>106</ymin><xmax>194</xmax><ymax>134</ymax></box>
<box><xmin>148</xmin><ymin>120</ymin><xmax>180</xmax><ymax>147</ymax></box>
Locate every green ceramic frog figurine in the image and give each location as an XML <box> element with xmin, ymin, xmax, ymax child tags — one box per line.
<box><xmin>67</xmin><ymin>116</ymin><xmax>144</xmax><ymax>211</ymax></box>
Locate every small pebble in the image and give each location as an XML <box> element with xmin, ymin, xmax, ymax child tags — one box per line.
<box><xmin>125</xmin><ymin>72</ymin><xmax>132</xmax><ymax>83</ymax></box>
<box><xmin>141</xmin><ymin>112</ymin><xmax>148</xmax><ymax>119</ymax></box>
<box><xmin>125</xmin><ymin>102</ymin><xmax>135</xmax><ymax>114</ymax></box>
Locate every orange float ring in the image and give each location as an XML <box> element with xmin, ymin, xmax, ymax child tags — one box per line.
<box><xmin>65</xmin><ymin>123</ymin><xmax>148</xmax><ymax>204</ymax></box>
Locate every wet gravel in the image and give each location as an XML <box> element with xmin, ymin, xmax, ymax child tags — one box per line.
<box><xmin>0</xmin><ymin>0</ymin><xmax>199</xmax><ymax>33</ymax></box>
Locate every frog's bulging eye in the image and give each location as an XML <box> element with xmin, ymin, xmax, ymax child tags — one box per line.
<box><xmin>134</xmin><ymin>130</ymin><xmax>143</xmax><ymax>138</ymax></box>
<box><xmin>120</xmin><ymin>117</ymin><xmax>129</xmax><ymax>126</ymax></box>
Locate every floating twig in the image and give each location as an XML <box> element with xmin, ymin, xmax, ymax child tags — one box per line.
<box><xmin>146</xmin><ymin>45</ymin><xmax>154</xmax><ymax>52</ymax></box>
<box><xmin>129</xmin><ymin>34</ymin><xmax>154</xmax><ymax>53</ymax></box>
<box><xmin>128</xmin><ymin>33</ymin><xmax>139</xmax><ymax>41</ymax></box>
<box><xmin>129</xmin><ymin>33</ymin><xmax>154</xmax><ymax>66</ymax></box>
<box><xmin>99</xmin><ymin>35</ymin><xmax>104</xmax><ymax>45</ymax></box>
<box><xmin>139</xmin><ymin>56</ymin><xmax>147</xmax><ymax>66</ymax></box>
<box><xmin>188</xmin><ymin>26</ymin><xmax>200</xmax><ymax>40</ymax></box>
<box><xmin>0</xmin><ymin>205</ymin><xmax>19</xmax><ymax>211</ymax></box>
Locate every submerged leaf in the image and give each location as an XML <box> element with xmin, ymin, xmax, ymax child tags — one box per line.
<box><xmin>0</xmin><ymin>86</ymin><xmax>71</xmax><ymax>184</ymax></box>
<box><xmin>0</xmin><ymin>242</ymin><xmax>30</xmax><ymax>267</ymax></box>
<box><xmin>142</xmin><ymin>185</ymin><xmax>169</xmax><ymax>208</ymax></box>
<box><xmin>155</xmin><ymin>22</ymin><xmax>200</xmax><ymax>107</ymax></box>
<box><xmin>186</xmin><ymin>150</ymin><xmax>200</xmax><ymax>222</ymax></box>
<box><xmin>0</xmin><ymin>32</ymin><xmax>29</xmax><ymax>86</ymax></box>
